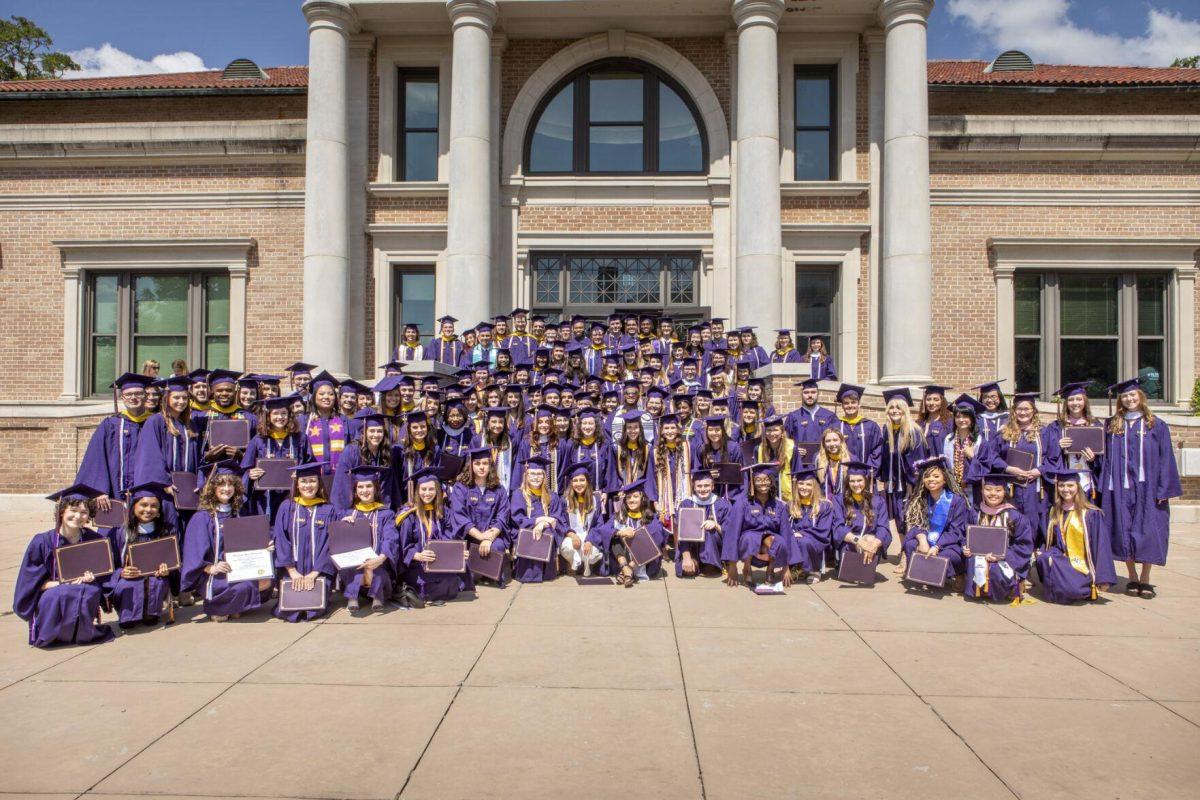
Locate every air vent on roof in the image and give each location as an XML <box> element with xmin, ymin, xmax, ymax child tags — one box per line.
<box><xmin>985</xmin><ymin>50</ymin><xmax>1035</xmax><ymax>73</ymax></box>
<box><xmin>222</xmin><ymin>59</ymin><xmax>268</xmax><ymax>80</ymax></box>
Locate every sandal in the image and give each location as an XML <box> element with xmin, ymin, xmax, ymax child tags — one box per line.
<box><xmin>1124</xmin><ymin>581</ymin><xmax>1141</xmax><ymax>596</ymax></box>
<box><xmin>1138</xmin><ymin>583</ymin><xmax>1157</xmax><ymax>599</ymax></box>
<box><xmin>619</xmin><ymin>565</ymin><xmax>636</xmax><ymax>588</ymax></box>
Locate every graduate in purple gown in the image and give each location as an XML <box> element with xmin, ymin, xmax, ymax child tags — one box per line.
<box><xmin>691</xmin><ymin>416</ymin><xmax>742</xmax><ymax>500</ymax></box>
<box><xmin>395</xmin><ymin>410</ymin><xmax>441</xmax><ymax>504</ymax></box>
<box><xmin>917</xmin><ymin>385</ymin><xmax>954</xmax><ymax>453</ymax></box>
<box><xmin>14</xmin><ymin>485</ymin><xmax>115</xmax><ymax>648</ymax></box>
<box><xmin>648</xmin><ymin>413</ymin><xmax>690</xmax><ymax>522</ymax></box>
<box><xmin>834</xmin><ymin>384</ymin><xmax>883</xmax><ymax>478</ymax></box>
<box><xmin>566</xmin><ymin>409</ymin><xmax>612</xmax><ymax>497</ymax></box>
<box><xmin>783</xmin><ymin>377</ymin><xmax>838</xmax><ymax>444</ymax></box>
<box><xmin>769</xmin><ymin>329</ymin><xmax>802</xmax><ymax>364</ymax></box>
<box><xmin>586</xmin><ymin>476</ymin><xmax>666</xmax><ymax>586</ymax></box>
<box><xmin>181</xmin><ymin>461</ymin><xmax>273</xmax><ymax>621</ymax></box>
<box><xmin>270</xmin><ymin>462</ymin><xmax>336</xmax><ymax>621</ymax></box>
<box><xmin>394</xmin><ymin>322</ymin><xmax>426</xmax><ymax>361</ymax></box>
<box><xmin>200</xmin><ymin>369</ymin><xmax>257</xmax><ymax>462</ymax></box>
<box><xmin>332</xmin><ymin>465</ymin><xmax>401</xmax><ymax>613</ymax></box>
<box><xmin>398</xmin><ymin>467</ymin><xmax>468</xmax><ymax>604</ymax></box>
<box><xmin>1100</xmin><ymin>377</ymin><xmax>1182</xmax><ymax>599</ymax></box>
<box><xmin>449</xmin><ymin>447</ymin><xmax>512</xmax><ymax>585</ymax></box>
<box><xmin>675</xmin><ymin>467</ymin><xmax>728</xmax><ymax>578</ymax></box>
<box><xmin>436</xmin><ymin>397</ymin><xmax>474</xmax><ymax>460</ymax></box>
<box><xmin>973</xmin><ymin>380</ymin><xmax>1010</xmax><ymax>443</ymax></box>
<box><xmin>902</xmin><ymin>456</ymin><xmax>970</xmax><ymax>583</ymax></box>
<box><xmin>430</xmin><ymin>315</ymin><xmax>464</xmax><ymax>366</ymax></box>
<box><xmin>940</xmin><ymin>395</ymin><xmax>986</xmax><ymax>507</ymax></box>
<box><xmin>560</xmin><ymin>460</ymin><xmax>606</xmax><ymax>576</ymax></box>
<box><xmin>75</xmin><ymin>372</ymin><xmax>155</xmax><ymax>512</ymax></box>
<box><xmin>472</xmin><ymin>406</ymin><xmax>518</xmax><ymax>491</ymax></box>
<box><xmin>803</xmin><ymin>336</ymin><xmax>837</xmax><ymax>381</ymax></box>
<box><xmin>509</xmin><ymin>455</ymin><xmax>567</xmax><ymax>583</ymax></box>
<box><xmin>241</xmin><ymin>396</ymin><xmax>308</xmax><ymax>524</ymax></box>
<box><xmin>331</xmin><ymin>413</ymin><xmax>397</xmax><ymax>512</ymax></box>
<box><xmin>105</xmin><ymin>481</ymin><xmax>177</xmax><ymax>629</ymax></box>
<box><xmin>834</xmin><ymin>462</ymin><xmax>892</xmax><ymax>576</ymax></box>
<box><xmin>721</xmin><ymin>463</ymin><xmax>791</xmax><ymax>589</ymax></box>
<box><xmin>1045</xmin><ymin>381</ymin><xmax>1103</xmax><ymax>502</ymax></box>
<box><xmin>977</xmin><ymin>392</ymin><xmax>1060</xmax><ymax>540</ymax></box>
<box><xmin>786</xmin><ymin>466</ymin><xmax>839</xmax><ymax>583</ymax></box>
<box><xmin>963</xmin><ymin>473</ymin><xmax>1035</xmax><ymax>603</ymax></box>
<box><xmin>879</xmin><ymin>388</ymin><xmax>928</xmax><ymax>536</ymax></box>
<box><xmin>301</xmin><ymin>371</ymin><xmax>351</xmax><ymax>475</ymax></box>
<box><xmin>132</xmin><ymin>376</ymin><xmax>200</xmax><ymax>535</ymax></box>
<box><xmin>816</xmin><ymin>426</ymin><xmax>852</xmax><ymax>504</ymax></box>
<box><xmin>513</xmin><ymin>405</ymin><xmax>571</xmax><ymax>493</ymax></box>
<box><xmin>1037</xmin><ymin>468</ymin><xmax>1117</xmax><ymax>604</ymax></box>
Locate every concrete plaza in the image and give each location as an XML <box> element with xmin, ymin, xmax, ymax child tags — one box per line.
<box><xmin>2</xmin><ymin>510</ymin><xmax>1199</xmax><ymax>800</ymax></box>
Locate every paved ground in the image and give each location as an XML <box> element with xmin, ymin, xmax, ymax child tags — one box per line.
<box><xmin>1</xmin><ymin>511</ymin><xmax>1199</xmax><ymax>800</ymax></box>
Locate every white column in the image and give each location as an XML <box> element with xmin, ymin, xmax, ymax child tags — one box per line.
<box><xmin>731</xmin><ymin>0</ymin><xmax>785</xmax><ymax>331</ymax></box>
<box><xmin>302</xmin><ymin>0</ymin><xmax>355</xmax><ymax>375</ymax></box>
<box><xmin>446</xmin><ymin>0</ymin><xmax>498</xmax><ymax>326</ymax></box>
<box><xmin>346</xmin><ymin>34</ymin><xmax>372</xmax><ymax>377</ymax></box>
<box><xmin>878</xmin><ymin>0</ymin><xmax>934</xmax><ymax>384</ymax></box>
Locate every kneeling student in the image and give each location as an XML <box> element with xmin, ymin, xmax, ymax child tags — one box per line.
<box><xmin>963</xmin><ymin>473</ymin><xmax>1035</xmax><ymax>603</ymax></box>
<box><xmin>106</xmin><ymin>481</ymin><xmax>177</xmax><ymax>629</ymax></box>
<box><xmin>272</xmin><ymin>462</ymin><xmax>337</xmax><ymax>621</ymax></box>
<box><xmin>1035</xmin><ymin>468</ymin><xmax>1116</xmax><ymax>604</ymax></box>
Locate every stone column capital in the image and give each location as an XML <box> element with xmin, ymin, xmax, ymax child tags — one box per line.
<box><xmin>731</xmin><ymin>0</ymin><xmax>785</xmax><ymax>32</ymax></box>
<box><xmin>879</xmin><ymin>0</ymin><xmax>934</xmax><ymax>29</ymax></box>
<box><xmin>303</xmin><ymin>0</ymin><xmax>357</xmax><ymax>31</ymax></box>
<box><xmin>447</xmin><ymin>0</ymin><xmax>499</xmax><ymax>32</ymax></box>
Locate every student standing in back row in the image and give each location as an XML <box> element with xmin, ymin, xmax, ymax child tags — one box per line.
<box><xmin>76</xmin><ymin>372</ymin><xmax>155</xmax><ymax>515</ymax></box>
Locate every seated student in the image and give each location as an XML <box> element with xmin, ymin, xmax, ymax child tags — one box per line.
<box><xmin>509</xmin><ymin>455</ymin><xmax>567</xmax><ymax>583</ymax></box>
<box><xmin>834</xmin><ymin>462</ymin><xmax>892</xmax><ymax>575</ymax></box>
<box><xmin>334</xmin><ymin>465</ymin><xmax>404</xmax><ymax>612</ymax></box>
<box><xmin>963</xmin><ymin>473</ymin><xmax>1036</xmax><ymax>603</ymax></box>
<box><xmin>398</xmin><ymin>467</ymin><xmax>469</xmax><ymax>605</ymax></box>
<box><xmin>75</xmin><ymin>372</ymin><xmax>155</xmax><ymax>514</ymax></box>
<box><xmin>449</xmin><ymin>447</ymin><xmax>511</xmax><ymax>586</ymax></box>
<box><xmin>14</xmin><ymin>484</ymin><xmax>116</xmax><ymax>648</ymax></box>
<box><xmin>675</xmin><ymin>467</ymin><xmax>729</xmax><ymax>578</ymax></box>
<box><xmin>182</xmin><ymin>461</ymin><xmax>273</xmax><ymax>622</ymax></box>
<box><xmin>1037</xmin><ymin>468</ymin><xmax>1116</xmax><ymax>604</ymax></box>
<box><xmin>106</xmin><ymin>481</ymin><xmax>177</xmax><ymax>629</ymax></box>
<box><xmin>560</xmin><ymin>460</ymin><xmax>605</xmax><ymax>576</ymax></box>
<box><xmin>270</xmin><ymin>462</ymin><xmax>336</xmax><ymax>621</ymax></box>
<box><xmin>721</xmin><ymin>463</ymin><xmax>790</xmax><ymax>589</ymax></box>
<box><xmin>902</xmin><ymin>456</ymin><xmax>970</xmax><ymax>587</ymax></box>
<box><xmin>242</xmin><ymin>395</ymin><xmax>308</xmax><ymax>524</ymax></box>
<box><xmin>786</xmin><ymin>466</ymin><xmax>839</xmax><ymax>584</ymax></box>
<box><xmin>331</xmin><ymin>413</ymin><xmax>397</xmax><ymax>512</ymax></box>
<box><xmin>587</xmin><ymin>477</ymin><xmax>667</xmax><ymax>587</ymax></box>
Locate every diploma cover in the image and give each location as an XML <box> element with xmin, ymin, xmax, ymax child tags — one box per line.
<box><xmin>966</xmin><ymin>525</ymin><xmax>1008</xmax><ymax>559</ymax></box>
<box><xmin>514</xmin><ymin>528</ymin><xmax>554</xmax><ymax>563</ymax></box>
<box><xmin>128</xmin><ymin>536</ymin><xmax>182</xmax><ymax>573</ymax></box>
<box><xmin>675</xmin><ymin>507</ymin><xmax>706</xmax><ymax>543</ymax></box>
<box><xmin>424</xmin><ymin>540</ymin><xmax>467</xmax><ymax>573</ymax></box>
<box><xmin>55</xmin><ymin>538</ymin><xmax>115</xmax><ymax>581</ymax></box>
<box><xmin>626</xmin><ymin>526</ymin><xmax>661</xmax><ymax>567</ymax></box>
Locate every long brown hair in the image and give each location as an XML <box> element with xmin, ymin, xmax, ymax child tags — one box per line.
<box><xmin>565</xmin><ymin>472</ymin><xmax>595</xmax><ymax>515</ymax></box>
<box><xmin>255</xmin><ymin>406</ymin><xmax>299</xmax><ymax>437</ymax></box>
<box><xmin>1107</xmin><ymin>388</ymin><xmax>1157</xmax><ymax>435</ymax></box>
<box><xmin>841</xmin><ymin>479</ymin><xmax>877</xmax><ymax>531</ymax></box>
<box><xmin>162</xmin><ymin>390</ymin><xmax>194</xmax><ymax>439</ymax></box>
<box><xmin>199</xmin><ymin>474</ymin><xmax>245</xmax><ymax>515</ymax></box>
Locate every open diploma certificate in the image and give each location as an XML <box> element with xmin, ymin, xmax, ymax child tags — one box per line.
<box><xmin>224</xmin><ymin>548</ymin><xmax>274</xmax><ymax>582</ymax></box>
<box><xmin>330</xmin><ymin>547</ymin><xmax>378</xmax><ymax>570</ymax></box>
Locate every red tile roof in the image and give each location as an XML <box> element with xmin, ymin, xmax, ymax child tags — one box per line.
<box><xmin>929</xmin><ymin>60</ymin><xmax>1200</xmax><ymax>87</ymax></box>
<box><xmin>0</xmin><ymin>66</ymin><xmax>308</xmax><ymax>93</ymax></box>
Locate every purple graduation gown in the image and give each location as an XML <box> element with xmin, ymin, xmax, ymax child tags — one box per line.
<box><xmin>271</xmin><ymin>500</ymin><xmax>336</xmax><ymax>621</ymax></box>
<box><xmin>902</xmin><ymin>492</ymin><xmax>970</xmax><ymax>577</ymax></box>
<box><xmin>787</xmin><ymin>498</ymin><xmax>840</xmax><ymax>572</ymax></box>
<box><xmin>837</xmin><ymin>418</ymin><xmax>883</xmax><ymax>476</ymax></box>
<box><xmin>674</xmin><ymin>496</ymin><xmax>729</xmax><ymax>577</ymax></box>
<box><xmin>508</xmin><ymin>489</ymin><xmax>567</xmax><ymax>583</ymax></box>
<box><xmin>586</xmin><ymin>515</ymin><xmax>667</xmax><ymax>578</ymax></box>
<box><xmin>14</xmin><ymin>529</ymin><xmax>116</xmax><ymax>647</ymax></box>
<box><xmin>330</xmin><ymin>444</ymin><xmax>397</xmax><ymax>512</ymax></box>
<box><xmin>721</xmin><ymin>496</ymin><xmax>790</xmax><ymax>567</ymax></box>
<box><xmin>979</xmin><ymin>428</ymin><xmax>1061</xmax><ymax>541</ymax></box>
<box><xmin>75</xmin><ymin>413</ymin><xmax>145</xmax><ymax>498</ymax></box>
<box><xmin>449</xmin><ymin>483</ymin><xmax>511</xmax><ymax>585</ymax></box>
<box><xmin>332</xmin><ymin>506</ymin><xmax>400</xmax><ymax>603</ymax></box>
<box><xmin>807</xmin><ymin>353</ymin><xmax>837</xmax><ymax>381</ymax></box>
<box><xmin>963</xmin><ymin>505</ymin><xmax>1035</xmax><ymax>603</ymax></box>
<box><xmin>430</xmin><ymin>337</ymin><xmax>464</xmax><ymax>367</ymax></box>
<box><xmin>1036</xmin><ymin>508</ymin><xmax>1117</xmax><ymax>604</ymax></box>
<box><xmin>240</xmin><ymin>432</ymin><xmax>307</xmax><ymax>523</ymax></box>
<box><xmin>834</xmin><ymin>493</ymin><xmax>892</xmax><ymax>566</ymax></box>
<box><xmin>182</xmin><ymin>509</ymin><xmax>272</xmax><ymax>618</ymax></box>
<box><xmin>1099</xmin><ymin>416</ymin><xmax>1181</xmax><ymax>566</ymax></box>
<box><xmin>398</xmin><ymin>508</ymin><xmax>471</xmax><ymax>601</ymax></box>
<box><xmin>132</xmin><ymin>413</ymin><xmax>200</xmax><ymax>533</ymax></box>
<box><xmin>880</xmin><ymin>428</ymin><xmax>928</xmax><ymax>532</ymax></box>
<box><xmin>784</xmin><ymin>405</ymin><xmax>837</xmax><ymax>445</ymax></box>
<box><xmin>105</xmin><ymin>520</ymin><xmax>176</xmax><ymax>625</ymax></box>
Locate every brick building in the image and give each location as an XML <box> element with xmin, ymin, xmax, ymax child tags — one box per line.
<box><xmin>0</xmin><ymin>0</ymin><xmax>1198</xmax><ymax>494</ymax></box>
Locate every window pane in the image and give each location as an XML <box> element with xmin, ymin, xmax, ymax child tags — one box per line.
<box><xmin>1059</xmin><ymin>274</ymin><xmax>1117</xmax><ymax>336</ymax></box>
<box><xmin>794</xmin><ymin>130</ymin><xmax>831</xmax><ymax>181</ymax></box>
<box><xmin>1014</xmin><ymin>338</ymin><xmax>1040</xmax><ymax>394</ymax></box>
<box><xmin>589</xmin><ymin>73</ymin><xmax>642</xmax><ymax>122</ymax></box>
<box><xmin>1014</xmin><ymin>273</ymin><xmax>1041</xmax><ymax>335</ymax></box>
<box><xmin>568</xmin><ymin>255</ymin><xmax>660</xmax><ymax>305</ymax></box>
<box><xmin>1060</xmin><ymin>339</ymin><xmax>1118</xmax><ymax>393</ymax></box>
<box><xmin>404</xmin><ymin>131</ymin><xmax>438</xmax><ymax>181</ymax></box>
<box><xmin>1137</xmin><ymin>274</ymin><xmax>1165</xmax><ymax>336</ymax></box>
<box><xmin>795</xmin><ymin>75</ymin><xmax>831</xmax><ymax>127</ymax></box>
<box><xmin>668</xmin><ymin>255</ymin><xmax>696</xmax><ymax>305</ymax></box>
<box><xmin>796</xmin><ymin>268</ymin><xmax>835</xmax><ymax>335</ymax></box>
<box><xmin>589</xmin><ymin>125</ymin><xmax>643</xmax><ymax>172</ymax></box>
<box><xmin>534</xmin><ymin>257</ymin><xmax>561</xmax><ymax>304</ymax></box>
<box><xmin>92</xmin><ymin>274</ymin><xmax>119</xmax><ymax>334</ymax></box>
<box><xmin>205</xmin><ymin>275</ymin><xmax>229</xmax><ymax>334</ymax></box>
<box><xmin>1137</xmin><ymin>339</ymin><xmax>1165</xmax><ymax>400</ymax></box>
<box><xmin>404</xmin><ymin>78</ymin><xmax>438</xmax><ymax>129</ymax></box>
<box><xmin>399</xmin><ymin>272</ymin><xmax>436</xmax><ymax>336</ymax></box>
<box><xmin>658</xmin><ymin>83</ymin><xmax>702</xmax><ymax>172</ymax></box>
<box><xmin>205</xmin><ymin>336</ymin><xmax>229</xmax><ymax>370</ymax></box>
<box><xmin>91</xmin><ymin>336</ymin><xmax>117</xmax><ymax>396</ymax></box>
<box><xmin>529</xmin><ymin>84</ymin><xmax>574</xmax><ymax>172</ymax></box>
<box><xmin>134</xmin><ymin>275</ymin><xmax>188</xmax><ymax>334</ymax></box>
<box><xmin>135</xmin><ymin>337</ymin><xmax>187</xmax><ymax>375</ymax></box>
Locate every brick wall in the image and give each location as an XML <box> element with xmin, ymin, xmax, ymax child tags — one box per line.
<box><xmin>931</xmin><ymin>88</ymin><xmax>1200</xmax><ymax>116</ymax></box>
<box><xmin>931</xmin><ymin>160</ymin><xmax>1200</xmax><ymax>189</ymax></box>
<box><xmin>0</xmin><ymin>415</ymin><xmax>106</xmax><ymax>494</ymax></box>
<box><xmin>368</xmin><ymin>196</ymin><xmax>449</xmax><ymax>224</ymax></box>
<box><xmin>0</xmin><ymin>94</ymin><xmax>306</xmax><ymax>125</ymax></box>
<box><xmin>517</xmin><ymin>204</ymin><xmax>711</xmax><ymax>231</ymax></box>
<box><xmin>780</xmin><ymin>195</ymin><xmax>870</xmax><ymax>224</ymax></box>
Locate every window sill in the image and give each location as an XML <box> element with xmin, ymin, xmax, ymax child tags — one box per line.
<box><xmin>780</xmin><ymin>181</ymin><xmax>869</xmax><ymax>198</ymax></box>
<box><xmin>367</xmin><ymin>181</ymin><xmax>449</xmax><ymax>199</ymax></box>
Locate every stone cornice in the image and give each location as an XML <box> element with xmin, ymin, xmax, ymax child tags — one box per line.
<box><xmin>932</xmin><ymin>187</ymin><xmax>1200</xmax><ymax>206</ymax></box>
<box><xmin>0</xmin><ymin>190</ymin><xmax>304</xmax><ymax>211</ymax></box>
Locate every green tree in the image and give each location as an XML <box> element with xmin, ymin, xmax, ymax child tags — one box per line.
<box><xmin>0</xmin><ymin>15</ymin><xmax>79</xmax><ymax>81</ymax></box>
<box><xmin>1170</xmin><ymin>55</ymin><xmax>1200</xmax><ymax>68</ymax></box>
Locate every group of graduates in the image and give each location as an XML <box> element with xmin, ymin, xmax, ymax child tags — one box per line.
<box><xmin>14</xmin><ymin>308</ymin><xmax>1183</xmax><ymax>648</ymax></box>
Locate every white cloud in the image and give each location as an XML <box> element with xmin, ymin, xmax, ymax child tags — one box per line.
<box><xmin>947</xmin><ymin>0</ymin><xmax>1200</xmax><ymax>66</ymax></box>
<box><xmin>66</xmin><ymin>43</ymin><xmax>208</xmax><ymax>78</ymax></box>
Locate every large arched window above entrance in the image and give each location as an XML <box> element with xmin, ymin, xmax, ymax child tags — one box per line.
<box><xmin>525</xmin><ymin>58</ymin><xmax>707</xmax><ymax>175</ymax></box>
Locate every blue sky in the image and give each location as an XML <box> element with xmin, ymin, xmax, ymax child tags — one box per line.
<box><xmin>4</xmin><ymin>0</ymin><xmax>1199</xmax><ymax>77</ymax></box>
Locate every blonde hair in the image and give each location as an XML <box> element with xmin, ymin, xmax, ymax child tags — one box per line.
<box><xmin>886</xmin><ymin>398</ymin><xmax>922</xmax><ymax>452</ymax></box>
<box><xmin>1001</xmin><ymin>397</ymin><xmax>1043</xmax><ymax>444</ymax></box>
<box><xmin>788</xmin><ymin>477</ymin><xmax>825</xmax><ymax>522</ymax></box>
<box><xmin>1057</xmin><ymin>394</ymin><xmax>1098</xmax><ymax>427</ymax></box>
<box><xmin>1107</xmin><ymin>389</ymin><xmax>1157</xmax><ymax>435</ymax></box>
<box><xmin>816</xmin><ymin>428</ymin><xmax>851</xmax><ymax>484</ymax></box>
<box><xmin>565</xmin><ymin>473</ymin><xmax>595</xmax><ymax>515</ymax></box>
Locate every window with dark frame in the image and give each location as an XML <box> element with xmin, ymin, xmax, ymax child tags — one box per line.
<box><xmin>793</xmin><ymin>65</ymin><xmax>837</xmax><ymax>181</ymax></box>
<box><xmin>526</xmin><ymin>58</ymin><xmax>706</xmax><ymax>176</ymax></box>
<box><xmin>397</xmin><ymin>68</ymin><xmax>439</xmax><ymax>182</ymax></box>
<box><xmin>393</xmin><ymin>266</ymin><xmax>437</xmax><ymax>346</ymax></box>
<box><xmin>531</xmin><ymin>252</ymin><xmax>703</xmax><ymax>319</ymax></box>
<box><xmin>86</xmin><ymin>272</ymin><xmax>229</xmax><ymax>397</ymax></box>
<box><xmin>794</xmin><ymin>265</ymin><xmax>839</xmax><ymax>362</ymax></box>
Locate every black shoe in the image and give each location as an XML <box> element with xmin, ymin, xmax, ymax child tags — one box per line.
<box><xmin>400</xmin><ymin>585</ymin><xmax>425</xmax><ymax>609</ymax></box>
<box><xmin>145</xmin><ymin>616</ymin><xmax>160</xmax><ymax>627</ymax></box>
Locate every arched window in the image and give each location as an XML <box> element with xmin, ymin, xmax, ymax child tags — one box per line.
<box><xmin>525</xmin><ymin>58</ymin><xmax>707</xmax><ymax>175</ymax></box>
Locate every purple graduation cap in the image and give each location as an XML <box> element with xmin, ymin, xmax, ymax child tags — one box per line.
<box><xmin>835</xmin><ymin>383</ymin><xmax>864</xmax><ymax>402</ymax></box>
<box><xmin>1054</xmin><ymin>380</ymin><xmax>1093</xmax><ymax>399</ymax></box>
<box><xmin>971</xmin><ymin>379</ymin><xmax>1007</xmax><ymax>409</ymax></box>
<box><xmin>437</xmin><ymin>315</ymin><xmax>458</xmax><ymax>324</ymax></box>
<box><xmin>881</xmin><ymin>387</ymin><xmax>913</xmax><ymax>407</ymax></box>
<box><xmin>339</xmin><ymin>379</ymin><xmax>369</xmax><ymax>395</ymax></box>
<box><xmin>484</xmin><ymin>405</ymin><xmax>509</xmax><ymax>418</ymax></box>
<box><xmin>791</xmin><ymin>464</ymin><xmax>819</xmax><ymax>481</ymax></box>
<box><xmin>309</xmin><ymin>370</ymin><xmax>339</xmax><ymax>390</ymax></box>
<box><xmin>46</xmin><ymin>483</ymin><xmax>104</xmax><ymax>503</ymax></box>
<box><xmin>112</xmin><ymin>372</ymin><xmax>154</xmax><ymax>391</ymax></box>
<box><xmin>950</xmin><ymin>393</ymin><xmax>985</xmax><ymax>416</ymax></box>
<box><xmin>1010</xmin><ymin>391</ymin><xmax>1039</xmax><ymax>406</ymax></box>
<box><xmin>467</xmin><ymin>445</ymin><xmax>493</xmax><ymax>462</ymax></box>
<box><xmin>921</xmin><ymin>384</ymin><xmax>951</xmax><ymax>398</ymax></box>
<box><xmin>187</xmin><ymin>368</ymin><xmax>212</xmax><ymax>385</ymax></box>
<box><xmin>1042</xmin><ymin>465</ymin><xmax>1088</xmax><ymax>484</ymax></box>
<box><xmin>161</xmin><ymin>375</ymin><xmax>191</xmax><ymax>394</ymax></box>
<box><xmin>259</xmin><ymin>395</ymin><xmax>294</xmax><ymax>412</ymax></box>
<box><xmin>763</xmin><ymin>414</ymin><xmax>784</xmax><ymax>427</ymax></box>
<box><xmin>844</xmin><ymin>460</ymin><xmax>873</xmax><ymax>478</ymax></box>
<box><xmin>621</xmin><ymin>409</ymin><xmax>644</xmax><ymax>423</ymax></box>
<box><xmin>522</xmin><ymin>454</ymin><xmax>552</xmax><ymax>470</ymax></box>
<box><xmin>409</xmin><ymin>466</ymin><xmax>443</xmax><ymax>486</ymax></box>
<box><xmin>743</xmin><ymin>462</ymin><xmax>779</xmax><ymax>479</ymax></box>
<box><xmin>658</xmin><ymin>412</ymin><xmax>681</xmax><ymax>426</ymax></box>
<box><xmin>405</xmin><ymin>410</ymin><xmax>428</xmax><ymax>425</ymax></box>
<box><xmin>348</xmin><ymin>464</ymin><xmax>386</xmax><ymax>483</ymax></box>
<box><xmin>980</xmin><ymin>472</ymin><xmax>1015</xmax><ymax>488</ymax></box>
<box><xmin>128</xmin><ymin>480</ymin><xmax>170</xmax><ymax>502</ymax></box>
<box><xmin>1108</xmin><ymin>377</ymin><xmax>1141</xmax><ymax>396</ymax></box>
<box><xmin>912</xmin><ymin>454</ymin><xmax>949</xmax><ymax>473</ymax></box>
<box><xmin>208</xmin><ymin>369</ymin><xmax>239</xmax><ymax>387</ymax></box>
<box><xmin>563</xmin><ymin>459</ymin><xmax>594</xmax><ymax>480</ymax></box>
<box><xmin>206</xmin><ymin>459</ymin><xmax>245</xmax><ymax>478</ymax></box>
<box><xmin>284</xmin><ymin>361</ymin><xmax>317</xmax><ymax>375</ymax></box>
<box><xmin>616</xmin><ymin>475</ymin><xmax>649</xmax><ymax>495</ymax></box>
